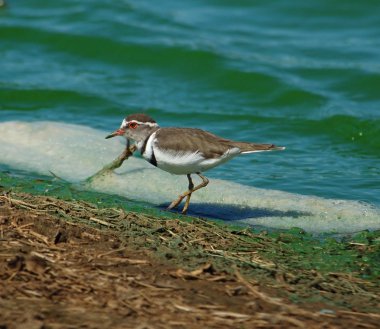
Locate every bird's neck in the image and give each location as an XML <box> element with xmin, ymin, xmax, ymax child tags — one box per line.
<box><xmin>135</xmin><ymin>127</ymin><xmax>159</xmax><ymax>153</ymax></box>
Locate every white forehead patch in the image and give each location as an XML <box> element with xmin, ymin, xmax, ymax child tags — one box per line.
<box><xmin>120</xmin><ymin>118</ymin><xmax>128</xmax><ymax>128</ymax></box>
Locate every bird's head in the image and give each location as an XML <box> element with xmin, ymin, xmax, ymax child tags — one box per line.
<box><xmin>105</xmin><ymin>113</ymin><xmax>159</xmax><ymax>143</ymax></box>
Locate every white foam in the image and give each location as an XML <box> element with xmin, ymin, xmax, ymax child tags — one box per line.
<box><xmin>1</xmin><ymin>120</ymin><xmax>379</xmax><ymax>233</ymax></box>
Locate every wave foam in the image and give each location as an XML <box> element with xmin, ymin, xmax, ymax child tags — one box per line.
<box><xmin>1</xmin><ymin>121</ymin><xmax>379</xmax><ymax>233</ymax></box>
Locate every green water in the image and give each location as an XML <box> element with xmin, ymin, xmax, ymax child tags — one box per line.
<box><xmin>1</xmin><ymin>1</ymin><xmax>379</xmax><ymax>206</ymax></box>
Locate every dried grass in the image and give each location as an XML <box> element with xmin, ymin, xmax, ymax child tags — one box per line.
<box><xmin>1</xmin><ymin>190</ymin><xmax>380</xmax><ymax>328</ymax></box>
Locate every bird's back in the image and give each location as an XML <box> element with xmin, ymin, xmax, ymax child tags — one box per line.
<box><xmin>154</xmin><ymin>127</ymin><xmax>283</xmax><ymax>157</ymax></box>
<box><xmin>154</xmin><ymin>128</ymin><xmax>237</xmax><ymax>158</ymax></box>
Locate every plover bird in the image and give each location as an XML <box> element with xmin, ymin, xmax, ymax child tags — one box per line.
<box><xmin>106</xmin><ymin>113</ymin><xmax>284</xmax><ymax>214</ymax></box>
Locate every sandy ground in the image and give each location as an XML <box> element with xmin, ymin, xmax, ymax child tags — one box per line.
<box><xmin>1</xmin><ymin>191</ymin><xmax>379</xmax><ymax>329</ymax></box>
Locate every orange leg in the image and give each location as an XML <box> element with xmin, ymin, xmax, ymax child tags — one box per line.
<box><xmin>167</xmin><ymin>173</ymin><xmax>209</xmax><ymax>214</ymax></box>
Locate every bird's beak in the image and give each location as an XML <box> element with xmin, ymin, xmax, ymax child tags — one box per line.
<box><xmin>105</xmin><ymin>128</ymin><xmax>125</xmax><ymax>139</ymax></box>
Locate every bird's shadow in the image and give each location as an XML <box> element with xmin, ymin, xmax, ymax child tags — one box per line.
<box><xmin>111</xmin><ymin>169</ymin><xmax>311</xmax><ymax>221</ymax></box>
<box><xmin>158</xmin><ymin>202</ymin><xmax>311</xmax><ymax>221</ymax></box>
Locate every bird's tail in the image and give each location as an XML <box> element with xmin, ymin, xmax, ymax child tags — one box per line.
<box><xmin>231</xmin><ymin>142</ymin><xmax>285</xmax><ymax>154</ymax></box>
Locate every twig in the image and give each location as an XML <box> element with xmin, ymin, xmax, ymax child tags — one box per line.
<box><xmin>235</xmin><ymin>269</ymin><xmax>319</xmax><ymax>319</ymax></box>
<box><xmin>85</xmin><ymin>144</ymin><xmax>136</xmax><ymax>182</ymax></box>
<box><xmin>88</xmin><ymin>217</ymin><xmax>115</xmax><ymax>227</ymax></box>
<box><xmin>49</xmin><ymin>171</ymin><xmax>68</xmax><ymax>182</ymax></box>
<box><xmin>97</xmin><ymin>246</ymin><xmax>129</xmax><ymax>258</ymax></box>
<box><xmin>0</xmin><ymin>195</ymin><xmax>37</xmax><ymax>209</ymax></box>
<box><xmin>339</xmin><ymin>310</ymin><xmax>380</xmax><ymax>319</ymax></box>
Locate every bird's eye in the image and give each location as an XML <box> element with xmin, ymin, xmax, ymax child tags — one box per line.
<box><xmin>128</xmin><ymin>122</ymin><xmax>138</xmax><ymax>129</ymax></box>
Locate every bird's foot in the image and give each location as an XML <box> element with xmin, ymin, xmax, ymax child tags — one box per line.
<box><xmin>181</xmin><ymin>194</ymin><xmax>192</xmax><ymax>215</ymax></box>
<box><xmin>167</xmin><ymin>193</ymin><xmax>192</xmax><ymax>215</ymax></box>
<box><xmin>167</xmin><ymin>196</ymin><xmax>184</xmax><ymax>210</ymax></box>
<box><xmin>181</xmin><ymin>207</ymin><xmax>188</xmax><ymax>215</ymax></box>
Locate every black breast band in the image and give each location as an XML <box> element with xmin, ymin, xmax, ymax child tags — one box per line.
<box><xmin>150</xmin><ymin>150</ymin><xmax>157</xmax><ymax>167</ymax></box>
<box><xmin>140</xmin><ymin>133</ymin><xmax>157</xmax><ymax>167</ymax></box>
<box><xmin>140</xmin><ymin>134</ymin><xmax>150</xmax><ymax>156</ymax></box>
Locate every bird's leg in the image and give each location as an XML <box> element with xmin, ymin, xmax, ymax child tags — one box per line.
<box><xmin>181</xmin><ymin>173</ymin><xmax>209</xmax><ymax>214</ymax></box>
<box><xmin>167</xmin><ymin>174</ymin><xmax>193</xmax><ymax>211</ymax></box>
<box><xmin>182</xmin><ymin>174</ymin><xmax>194</xmax><ymax>214</ymax></box>
<box><xmin>167</xmin><ymin>173</ymin><xmax>209</xmax><ymax>214</ymax></box>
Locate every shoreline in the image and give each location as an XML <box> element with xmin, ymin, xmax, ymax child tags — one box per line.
<box><xmin>1</xmin><ymin>189</ymin><xmax>379</xmax><ymax>328</ymax></box>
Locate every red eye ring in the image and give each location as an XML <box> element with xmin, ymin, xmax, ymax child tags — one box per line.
<box><xmin>128</xmin><ymin>122</ymin><xmax>138</xmax><ymax>129</ymax></box>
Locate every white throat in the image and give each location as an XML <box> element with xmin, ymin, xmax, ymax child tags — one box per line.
<box><xmin>137</xmin><ymin>131</ymin><xmax>157</xmax><ymax>158</ymax></box>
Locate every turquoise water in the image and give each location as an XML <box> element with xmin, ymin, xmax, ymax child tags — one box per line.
<box><xmin>1</xmin><ymin>1</ymin><xmax>379</xmax><ymax>210</ymax></box>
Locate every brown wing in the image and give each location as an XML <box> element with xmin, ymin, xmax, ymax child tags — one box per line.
<box><xmin>154</xmin><ymin>128</ymin><xmax>235</xmax><ymax>158</ymax></box>
<box><xmin>155</xmin><ymin>128</ymin><xmax>284</xmax><ymax>157</ymax></box>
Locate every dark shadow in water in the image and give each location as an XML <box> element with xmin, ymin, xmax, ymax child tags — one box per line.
<box><xmin>113</xmin><ymin>169</ymin><xmax>312</xmax><ymax>221</ymax></box>
<box><xmin>158</xmin><ymin>202</ymin><xmax>311</xmax><ymax>221</ymax></box>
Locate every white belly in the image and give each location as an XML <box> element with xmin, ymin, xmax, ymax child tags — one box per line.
<box><xmin>152</xmin><ymin>146</ymin><xmax>240</xmax><ymax>175</ymax></box>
